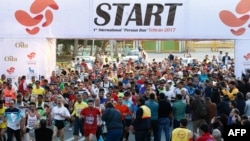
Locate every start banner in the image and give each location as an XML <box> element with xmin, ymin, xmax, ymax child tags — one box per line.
<box><xmin>0</xmin><ymin>38</ymin><xmax>56</xmax><ymax>83</ymax></box>
<box><xmin>0</xmin><ymin>0</ymin><xmax>249</xmax><ymax>39</ymax></box>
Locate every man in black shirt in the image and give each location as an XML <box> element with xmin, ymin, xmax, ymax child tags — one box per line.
<box><xmin>158</xmin><ymin>93</ymin><xmax>173</xmax><ymax>141</ymax></box>
<box><xmin>168</xmin><ymin>52</ymin><xmax>174</xmax><ymax>61</ymax></box>
<box><xmin>35</xmin><ymin>119</ymin><xmax>53</xmax><ymax>141</ymax></box>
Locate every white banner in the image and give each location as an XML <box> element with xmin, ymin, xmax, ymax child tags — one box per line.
<box><xmin>234</xmin><ymin>40</ymin><xmax>250</xmax><ymax>79</ymax></box>
<box><xmin>0</xmin><ymin>0</ymin><xmax>250</xmax><ymax>39</ymax></box>
<box><xmin>0</xmin><ymin>38</ymin><xmax>56</xmax><ymax>83</ymax></box>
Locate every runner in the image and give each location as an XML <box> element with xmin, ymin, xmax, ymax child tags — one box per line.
<box><xmin>4</xmin><ymin>100</ymin><xmax>24</xmax><ymax>141</ymax></box>
<box><xmin>71</xmin><ymin>94</ymin><xmax>87</xmax><ymax>141</ymax></box>
<box><xmin>0</xmin><ymin>100</ymin><xmax>6</xmax><ymax>141</ymax></box>
<box><xmin>23</xmin><ymin>102</ymin><xmax>40</xmax><ymax>141</ymax></box>
<box><xmin>80</xmin><ymin>99</ymin><xmax>101</xmax><ymax>141</ymax></box>
<box><xmin>51</xmin><ymin>96</ymin><xmax>70</xmax><ymax>141</ymax></box>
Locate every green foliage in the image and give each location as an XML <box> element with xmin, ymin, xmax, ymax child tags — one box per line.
<box><xmin>56</xmin><ymin>39</ymin><xmax>103</xmax><ymax>47</ymax></box>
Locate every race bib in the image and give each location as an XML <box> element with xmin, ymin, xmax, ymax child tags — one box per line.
<box><xmin>5</xmin><ymin>97</ymin><xmax>11</xmax><ymax>102</ymax></box>
<box><xmin>85</xmin><ymin>116</ymin><xmax>94</xmax><ymax>124</ymax></box>
<box><xmin>0</xmin><ymin>116</ymin><xmax>3</xmax><ymax>124</ymax></box>
<box><xmin>77</xmin><ymin>109</ymin><xmax>82</xmax><ymax>115</ymax></box>
<box><xmin>27</xmin><ymin>120</ymin><xmax>36</xmax><ymax>129</ymax></box>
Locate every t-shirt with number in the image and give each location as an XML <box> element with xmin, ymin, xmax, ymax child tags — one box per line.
<box><xmin>26</xmin><ymin>112</ymin><xmax>39</xmax><ymax>130</ymax></box>
<box><xmin>80</xmin><ymin>107</ymin><xmax>100</xmax><ymax>129</ymax></box>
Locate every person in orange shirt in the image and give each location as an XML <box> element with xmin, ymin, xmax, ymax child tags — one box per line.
<box><xmin>2</xmin><ymin>83</ymin><xmax>16</xmax><ymax>107</ymax></box>
<box><xmin>114</xmin><ymin>96</ymin><xmax>131</xmax><ymax>141</ymax></box>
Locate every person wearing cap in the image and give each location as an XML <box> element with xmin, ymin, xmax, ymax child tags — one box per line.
<box><xmin>71</xmin><ymin>94</ymin><xmax>88</xmax><ymax>141</ymax></box>
<box><xmin>80</xmin><ymin>99</ymin><xmax>101</xmax><ymax>141</ymax></box>
<box><xmin>0</xmin><ymin>100</ymin><xmax>7</xmax><ymax>141</ymax></box>
<box><xmin>130</xmin><ymin>98</ymin><xmax>151</xmax><ymax>141</ymax></box>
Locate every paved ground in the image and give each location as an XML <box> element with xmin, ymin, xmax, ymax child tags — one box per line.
<box><xmin>63</xmin><ymin>121</ymin><xmax>193</xmax><ymax>141</ymax></box>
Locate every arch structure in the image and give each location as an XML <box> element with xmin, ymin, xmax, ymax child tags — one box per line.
<box><xmin>0</xmin><ymin>0</ymin><xmax>249</xmax><ymax>79</ymax></box>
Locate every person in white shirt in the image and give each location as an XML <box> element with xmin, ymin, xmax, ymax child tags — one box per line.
<box><xmin>218</xmin><ymin>51</ymin><xmax>223</xmax><ymax>64</ymax></box>
<box><xmin>100</xmin><ymin>76</ymin><xmax>113</xmax><ymax>95</ymax></box>
<box><xmin>138</xmin><ymin>48</ymin><xmax>147</xmax><ymax>63</ymax></box>
<box><xmin>23</xmin><ymin>102</ymin><xmax>40</xmax><ymax>141</ymax></box>
<box><xmin>244</xmin><ymin>92</ymin><xmax>250</xmax><ymax>116</ymax></box>
<box><xmin>165</xmin><ymin>84</ymin><xmax>176</xmax><ymax>103</ymax></box>
<box><xmin>51</xmin><ymin>96</ymin><xmax>70</xmax><ymax>141</ymax></box>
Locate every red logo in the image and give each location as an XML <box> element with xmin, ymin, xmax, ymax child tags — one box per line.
<box><xmin>219</xmin><ymin>0</ymin><xmax>250</xmax><ymax>36</ymax></box>
<box><xmin>15</xmin><ymin>0</ymin><xmax>59</xmax><ymax>35</ymax></box>
<box><xmin>27</xmin><ymin>52</ymin><xmax>36</xmax><ymax>60</ymax></box>
<box><xmin>6</xmin><ymin>67</ymin><xmax>15</xmax><ymax>74</ymax></box>
<box><xmin>244</xmin><ymin>53</ymin><xmax>250</xmax><ymax>60</ymax></box>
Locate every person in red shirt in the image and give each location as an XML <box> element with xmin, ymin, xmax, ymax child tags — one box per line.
<box><xmin>18</xmin><ymin>75</ymin><xmax>27</xmax><ymax>96</ymax></box>
<box><xmin>195</xmin><ymin>123</ymin><xmax>215</xmax><ymax>141</ymax></box>
<box><xmin>2</xmin><ymin>83</ymin><xmax>17</xmax><ymax>107</ymax></box>
<box><xmin>80</xmin><ymin>99</ymin><xmax>101</xmax><ymax>141</ymax></box>
<box><xmin>81</xmin><ymin>59</ymin><xmax>88</xmax><ymax>70</ymax></box>
<box><xmin>114</xmin><ymin>96</ymin><xmax>131</xmax><ymax>141</ymax></box>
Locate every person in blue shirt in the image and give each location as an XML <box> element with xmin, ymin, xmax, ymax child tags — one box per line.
<box><xmin>145</xmin><ymin>93</ymin><xmax>159</xmax><ymax>141</ymax></box>
<box><xmin>4</xmin><ymin>100</ymin><xmax>24</xmax><ymax>141</ymax></box>
<box><xmin>123</xmin><ymin>92</ymin><xmax>134</xmax><ymax>141</ymax></box>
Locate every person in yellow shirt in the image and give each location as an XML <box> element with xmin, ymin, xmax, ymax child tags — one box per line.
<box><xmin>0</xmin><ymin>74</ymin><xmax>6</xmax><ymax>85</ymax></box>
<box><xmin>171</xmin><ymin>118</ymin><xmax>193</xmax><ymax>141</ymax></box>
<box><xmin>32</xmin><ymin>81</ymin><xmax>45</xmax><ymax>96</ymax></box>
<box><xmin>71</xmin><ymin>94</ymin><xmax>88</xmax><ymax>141</ymax></box>
<box><xmin>0</xmin><ymin>100</ymin><xmax>7</xmax><ymax>141</ymax></box>
<box><xmin>224</xmin><ymin>81</ymin><xmax>239</xmax><ymax>101</ymax></box>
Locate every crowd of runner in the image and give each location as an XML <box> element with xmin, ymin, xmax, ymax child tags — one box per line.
<box><xmin>0</xmin><ymin>49</ymin><xmax>250</xmax><ymax>141</ymax></box>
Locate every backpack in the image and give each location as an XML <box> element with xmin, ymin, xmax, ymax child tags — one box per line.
<box><xmin>195</xmin><ymin>98</ymin><xmax>207</xmax><ymax>118</ymax></box>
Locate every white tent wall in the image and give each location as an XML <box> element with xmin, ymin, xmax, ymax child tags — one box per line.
<box><xmin>0</xmin><ymin>38</ymin><xmax>56</xmax><ymax>83</ymax></box>
<box><xmin>234</xmin><ymin>40</ymin><xmax>250</xmax><ymax>79</ymax></box>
